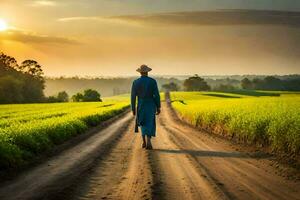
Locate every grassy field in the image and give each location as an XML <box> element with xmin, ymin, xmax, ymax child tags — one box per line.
<box><xmin>171</xmin><ymin>91</ymin><xmax>300</xmax><ymax>155</ymax></box>
<box><xmin>0</xmin><ymin>96</ymin><xmax>130</xmax><ymax>170</ymax></box>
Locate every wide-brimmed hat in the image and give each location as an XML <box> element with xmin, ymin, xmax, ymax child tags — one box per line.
<box><xmin>136</xmin><ymin>64</ymin><xmax>152</xmax><ymax>73</ymax></box>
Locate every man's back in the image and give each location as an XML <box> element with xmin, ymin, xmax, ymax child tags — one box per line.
<box><xmin>132</xmin><ymin>76</ymin><xmax>157</xmax><ymax>99</ymax></box>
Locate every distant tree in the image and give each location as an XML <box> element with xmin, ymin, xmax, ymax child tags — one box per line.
<box><xmin>0</xmin><ymin>53</ymin><xmax>19</xmax><ymax>70</ymax></box>
<box><xmin>214</xmin><ymin>84</ymin><xmax>236</xmax><ymax>91</ymax></box>
<box><xmin>0</xmin><ymin>53</ymin><xmax>45</xmax><ymax>104</ymax></box>
<box><xmin>72</xmin><ymin>93</ymin><xmax>84</xmax><ymax>102</ymax></box>
<box><xmin>47</xmin><ymin>96</ymin><xmax>58</xmax><ymax>103</ymax></box>
<box><xmin>283</xmin><ymin>79</ymin><xmax>300</xmax><ymax>91</ymax></box>
<box><xmin>0</xmin><ymin>76</ymin><xmax>23</xmax><ymax>103</ymax></box>
<box><xmin>57</xmin><ymin>91</ymin><xmax>69</xmax><ymax>102</ymax></box>
<box><xmin>241</xmin><ymin>78</ymin><xmax>252</xmax><ymax>89</ymax></box>
<box><xmin>252</xmin><ymin>78</ymin><xmax>264</xmax><ymax>90</ymax></box>
<box><xmin>82</xmin><ymin>89</ymin><xmax>101</xmax><ymax>102</ymax></box>
<box><xmin>183</xmin><ymin>75</ymin><xmax>210</xmax><ymax>91</ymax></box>
<box><xmin>162</xmin><ymin>82</ymin><xmax>179</xmax><ymax>91</ymax></box>
<box><xmin>263</xmin><ymin>76</ymin><xmax>283</xmax><ymax>90</ymax></box>
<box><xmin>47</xmin><ymin>91</ymin><xmax>69</xmax><ymax>103</ymax></box>
<box><xmin>72</xmin><ymin>89</ymin><xmax>102</xmax><ymax>102</ymax></box>
<box><xmin>19</xmin><ymin>60</ymin><xmax>45</xmax><ymax>102</ymax></box>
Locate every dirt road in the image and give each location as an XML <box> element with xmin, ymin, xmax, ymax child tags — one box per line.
<box><xmin>0</xmin><ymin>102</ymin><xmax>299</xmax><ymax>200</ymax></box>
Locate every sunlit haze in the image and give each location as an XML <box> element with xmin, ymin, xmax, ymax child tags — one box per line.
<box><xmin>0</xmin><ymin>0</ymin><xmax>300</xmax><ymax>76</ymax></box>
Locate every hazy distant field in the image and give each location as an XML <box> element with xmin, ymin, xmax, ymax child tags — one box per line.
<box><xmin>171</xmin><ymin>91</ymin><xmax>300</xmax><ymax>154</ymax></box>
<box><xmin>0</xmin><ymin>97</ymin><xmax>129</xmax><ymax>169</ymax></box>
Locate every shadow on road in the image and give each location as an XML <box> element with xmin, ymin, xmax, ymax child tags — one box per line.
<box><xmin>152</xmin><ymin>149</ymin><xmax>271</xmax><ymax>159</ymax></box>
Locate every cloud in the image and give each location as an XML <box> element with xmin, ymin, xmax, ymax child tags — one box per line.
<box><xmin>60</xmin><ymin>10</ymin><xmax>300</xmax><ymax>27</ymax></box>
<box><xmin>31</xmin><ymin>0</ymin><xmax>57</xmax><ymax>7</ymax></box>
<box><xmin>0</xmin><ymin>29</ymin><xmax>79</xmax><ymax>45</ymax></box>
<box><xmin>58</xmin><ymin>17</ymin><xmax>103</xmax><ymax>22</ymax></box>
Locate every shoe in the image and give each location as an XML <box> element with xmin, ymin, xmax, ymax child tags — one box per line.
<box><xmin>146</xmin><ymin>143</ymin><xmax>153</xmax><ymax>150</ymax></box>
<box><xmin>142</xmin><ymin>142</ymin><xmax>146</xmax><ymax>148</ymax></box>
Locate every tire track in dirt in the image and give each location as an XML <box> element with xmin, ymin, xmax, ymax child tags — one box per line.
<box><xmin>114</xmin><ymin>126</ymin><xmax>153</xmax><ymax>200</ymax></box>
<box><xmin>161</xmin><ymin>102</ymin><xmax>300</xmax><ymax>200</ymax></box>
<box><xmin>149</xmin><ymin>112</ymin><xmax>229</xmax><ymax>200</ymax></box>
<box><xmin>53</xmin><ymin>122</ymin><xmax>153</xmax><ymax>200</ymax></box>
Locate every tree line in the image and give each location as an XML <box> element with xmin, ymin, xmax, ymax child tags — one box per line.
<box><xmin>163</xmin><ymin>75</ymin><xmax>300</xmax><ymax>92</ymax></box>
<box><xmin>46</xmin><ymin>75</ymin><xmax>300</xmax><ymax>96</ymax></box>
<box><xmin>241</xmin><ymin>76</ymin><xmax>300</xmax><ymax>91</ymax></box>
<box><xmin>0</xmin><ymin>53</ymin><xmax>102</xmax><ymax>104</ymax></box>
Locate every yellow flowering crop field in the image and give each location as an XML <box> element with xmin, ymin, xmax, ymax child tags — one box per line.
<box><xmin>0</xmin><ymin>97</ymin><xmax>129</xmax><ymax>169</ymax></box>
<box><xmin>171</xmin><ymin>91</ymin><xmax>300</xmax><ymax>154</ymax></box>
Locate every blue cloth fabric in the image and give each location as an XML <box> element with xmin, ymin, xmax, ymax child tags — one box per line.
<box><xmin>131</xmin><ymin>76</ymin><xmax>161</xmax><ymax>137</ymax></box>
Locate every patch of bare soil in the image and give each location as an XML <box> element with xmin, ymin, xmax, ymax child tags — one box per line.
<box><xmin>49</xmin><ymin>122</ymin><xmax>153</xmax><ymax>200</ymax></box>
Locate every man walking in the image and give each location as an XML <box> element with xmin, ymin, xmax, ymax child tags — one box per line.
<box><xmin>131</xmin><ymin>65</ymin><xmax>161</xmax><ymax>149</ymax></box>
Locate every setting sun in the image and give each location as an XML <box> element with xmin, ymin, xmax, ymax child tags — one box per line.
<box><xmin>0</xmin><ymin>19</ymin><xmax>8</xmax><ymax>31</ymax></box>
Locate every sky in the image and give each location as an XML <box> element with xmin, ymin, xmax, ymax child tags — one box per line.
<box><xmin>0</xmin><ymin>0</ymin><xmax>300</xmax><ymax>76</ymax></box>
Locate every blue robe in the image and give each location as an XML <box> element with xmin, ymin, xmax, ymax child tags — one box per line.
<box><xmin>131</xmin><ymin>76</ymin><xmax>161</xmax><ymax>137</ymax></box>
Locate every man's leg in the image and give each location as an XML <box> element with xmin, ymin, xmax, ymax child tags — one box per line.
<box><xmin>146</xmin><ymin>135</ymin><xmax>152</xmax><ymax>150</ymax></box>
<box><xmin>142</xmin><ymin>135</ymin><xmax>146</xmax><ymax>148</ymax></box>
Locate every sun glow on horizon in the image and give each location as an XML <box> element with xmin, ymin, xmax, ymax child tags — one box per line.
<box><xmin>0</xmin><ymin>19</ymin><xmax>8</xmax><ymax>31</ymax></box>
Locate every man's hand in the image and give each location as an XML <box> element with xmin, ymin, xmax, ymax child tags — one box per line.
<box><xmin>132</xmin><ymin>110</ymin><xmax>136</xmax><ymax>116</ymax></box>
<box><xmin>156</xmin><ymin>108</ymin><xmax>161</xmax><ymax>115</ymax></box>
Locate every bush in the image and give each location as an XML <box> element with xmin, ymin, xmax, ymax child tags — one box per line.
<box><xmin>183</xmin><ymin>75</ymin><xmax>210</xmax><ymax>91</ymax></box>
<box><xmin>47</xmin><ymin>91</ymin><xmax>69</xmax><ymax>103</ymax></box>
<box><xmin>72</xmin><ymin>89</ymin><xmax>102</xmax><ymax>102</ymax></box>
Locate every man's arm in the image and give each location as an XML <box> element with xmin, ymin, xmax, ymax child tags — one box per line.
<box><xmin>153</xmin><ymin>80</ymin><xmax>161</xmax><ymax>114</ymax></box>
<box><xmin>131</xmin><ymin>81</ymin><xmax>137</xmax><ymax>115</ymax></box>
